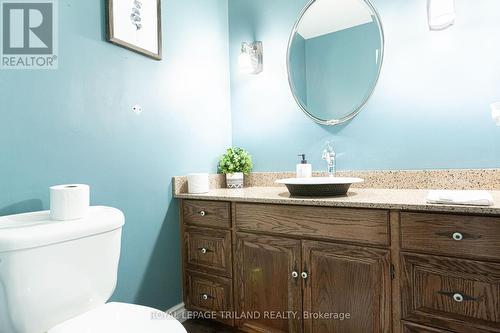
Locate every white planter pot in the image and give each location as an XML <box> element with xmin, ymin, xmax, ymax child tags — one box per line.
<box><xmin>226</xmin><ymin>172</ymin><xmax>244</xmax><ymax>189</ymax></box>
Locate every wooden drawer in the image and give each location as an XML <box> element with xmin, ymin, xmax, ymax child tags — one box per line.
<box><xmin>402</xmin><ymin>322</ymin><xmax>453</xmax><ymax>333</ymax></box>
<box><xmin>235</xmin><ymin>203</ymin><xmax>389</xmax><ymax>246</ymax></box>
<box><xmin>401</xmin><ymin>253</ymin><xmax>500</xmax><ymax>333</ymax></box>
<box><xmin>183</xmin><ymin>200</ymin><xmax>231</xmax><ymax>229</ymax></box>
<box><xmin>401</xmin><ymin>212</ymin><xmax>500</xmax><ymax>261</ymax></box>
<box><xmin>185</xmin><ymin>226</ymin><xmax>232</xmax><ymax>277</ymax></box>
<box><xmin>185</xmin><ymin>270</ymin><xmax>233</xmax><ymax>325</ymax></box>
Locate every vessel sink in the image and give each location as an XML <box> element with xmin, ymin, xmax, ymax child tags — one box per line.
<box><xmin>275</xmin><ymin>177</ymin><xmax>364</xmax><ymax>196</ymax></box>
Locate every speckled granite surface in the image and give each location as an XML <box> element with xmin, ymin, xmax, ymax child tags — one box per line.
<box><xmin>174</xmin><ymin>187</ymin><xmax>500</xmax><ymax>215</ymax></box>
<box><xmin>247</xmin><ymin>170</ymin><xmax>500</xmax><ymax>190</ymax></box>
<box><xmin>172</xmin><ymin>169</ymin><xmax>500</xmax><ymax>215</ymax></box>
<box><xmin>173</xmin><ymin>169</ymin><xmax>500</xmax><ymax>194</ymax></box>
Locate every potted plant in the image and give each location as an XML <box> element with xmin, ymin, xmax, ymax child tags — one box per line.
<box><xmin>218</xmin><ymin>147</ymin><xmax>253</xmax><ymax>188</ymax></box>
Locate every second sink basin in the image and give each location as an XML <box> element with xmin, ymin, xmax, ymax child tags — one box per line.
<box><xmin>275</xmin><ymin>177</ymin><xmax>364</xmax><ymax>197</ymax></box>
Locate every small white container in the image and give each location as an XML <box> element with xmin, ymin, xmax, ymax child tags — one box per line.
<box><xmin>296</xmin><ymin>154</ymin><xmax>312</xmax><ymax>178</ymax></box>
<box><xmin>187</xmin><ymin>173</ymin><xmax>209</xmax><ymax>194</ymax></box>
<box><xmin>226</xmin><ymin>172</ymin><xmax>244</xmax><ymax>189</ymax></box>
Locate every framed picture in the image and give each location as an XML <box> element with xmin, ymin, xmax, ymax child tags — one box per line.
<box><xmin>107</xmin><ymin>0</ymin><xmax>162</xmax><ymax>60</ymax></box>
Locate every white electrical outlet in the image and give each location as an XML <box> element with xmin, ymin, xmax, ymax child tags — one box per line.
<box><xmin>132</xmin><ymin>105</ymin><xmax>143</xmax><ymax>115</ymax></box>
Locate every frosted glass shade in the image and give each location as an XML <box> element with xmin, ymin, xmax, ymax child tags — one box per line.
<box><xmin>239</xmin><ymin>42</ymin><xmax>263</xmax><ymax>75</ymax></box>
<box><xmin>428</xmin><ymin>0</ymin><xmax>456</xmax><ymax>31</ymax></box>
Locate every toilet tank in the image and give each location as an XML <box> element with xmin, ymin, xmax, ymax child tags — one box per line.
<box><xmin>0</xmin><ymin>206</ymin><xmax>125</xmax><ymax>333</ymax></box>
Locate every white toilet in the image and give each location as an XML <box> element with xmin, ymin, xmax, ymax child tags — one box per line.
<box><xmin>0</xmin><ymin>206</ymin><xmax>187</xmax><ymax>333</ymax></box>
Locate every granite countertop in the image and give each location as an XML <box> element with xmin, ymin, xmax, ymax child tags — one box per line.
<box><xmin>174</xmin><ymin>187</ymin><xmax>500</xmax><ymax>215</ymax></box>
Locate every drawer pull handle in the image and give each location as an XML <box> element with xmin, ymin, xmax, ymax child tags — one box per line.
<box><xmin>452</xmin><ymin>232</ymin><xmax>463</xmax><ymax>241</ymax></box>
<box><xmin>453</xmin><ymin>293</ymin><xmax>464</xmax><ymax>302</ymax></box>
<box><xmin>301</xmin><ymin>272</ymin><xmax>309</xmax><ymax>279</ymax></box>
<box><xmin>201</xmin><ymin>293</ymin><xmax>213</xmax><ymax>300</ymax></box>
<box><xmin>291</xmin><ymin>271</ymin><xmax>299</xmax><ymax>279</ymax></box>
<box><xmin>438</xmin><ymin>291</ymin><xmax>482</xmax><ymax>302</ymax></box>
<box><xmin>198</xmin><ymin>247</ymin><xmax>211</xmax><ymax>254</ymax></box>
<box><xmin>198</xmin><ymin>210</ymin><xmax>206</xmax><ymax>217</ymax></box>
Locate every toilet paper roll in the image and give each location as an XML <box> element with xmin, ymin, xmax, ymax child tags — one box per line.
<box><xmin>187</xmin><ymin>173</ymin><xmax>209</xmax><ymax>194</ymax></box>
<box><xmin>50</xmin><ymin>184</ymin><xmax>90</xmax><ymax>221</ymax></box>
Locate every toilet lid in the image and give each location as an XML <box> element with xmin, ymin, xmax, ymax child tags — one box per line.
<box><xmin>48</xmin><ymin>302</ymin><xmax>187</xmax><ymax>333</ymax></box>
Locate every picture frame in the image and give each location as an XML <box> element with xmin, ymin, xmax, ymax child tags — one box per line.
<box><xmin>106</xmin><ymin>0</ymin><xmax>162</xmax><ymax>60</ymax></box>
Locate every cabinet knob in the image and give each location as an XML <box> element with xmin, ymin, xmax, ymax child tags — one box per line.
<box><xmin>453</xmin><ymin>293</ymin><xmax>464</xmax><ymax>303</ymax></box>
<box><xmin>452</xmin><ymin>232</ymin><xmax>463</xmax><ymax>241</ymax></box>
<box><xmin>201</xmin><ymin>293</ymin><xmax>212</xmax><ymax>300</ymax></box>
<box><xmin>198</xmin><ymin>247</ymin><xmax>211</xmax><ymax>254</ymax></box>
<box><xmin>198</xmin><ymin>210</ymin><xmax>206</xmax><ymax>217</ymax></box>
<box><xmin>301</xmin><ymin>272</ymin><xmax>309</xmax><ymax>279</ymax></box>
<box><xmin>291</xmin><ymin>271</ymin><xmax>299</xmax><ymax>278</ymax></box>
<box><xmin>438</xmin><ymin>290</ymin><xmax>481</xmax><ymax>302</ymax></box>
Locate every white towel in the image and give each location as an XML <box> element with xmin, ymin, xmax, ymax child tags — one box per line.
<box><xmin>426</xmin><ymin>190</ymin><xmax>494</xmax><ymax>206</ymax></box>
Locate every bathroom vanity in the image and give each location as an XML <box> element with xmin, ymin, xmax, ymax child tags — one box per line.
<box><xmin>175</xmin><ymin>184</ymin><xmax>500</xmax><ymax>333</ymax></box>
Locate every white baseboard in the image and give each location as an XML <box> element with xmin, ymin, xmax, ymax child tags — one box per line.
<box><xmin>165</xmin><ymin>302</ymin><xmax>187</xmax><ymax>323</ymax></box>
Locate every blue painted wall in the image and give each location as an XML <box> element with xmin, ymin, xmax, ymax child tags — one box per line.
<box><xmin>289</xmin><ymin>33</ymin><xmax>307</xmax><ymax>104</ymax></box>
<box><xmin>229</xmin><ymin>0</ymin><xmax>500</xmax><ymax>171</ymax></box>
<box><xmin>0</xmin><ymin>0</ymin><xmax>231</xmax><ymax>309</ymax></box>
<box><xmin>299</xmin><ymin>22</ymin><xmax>381</xmax><ymax>120</ymax></box>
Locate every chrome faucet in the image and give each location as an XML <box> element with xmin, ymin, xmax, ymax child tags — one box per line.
<box><xmin>322</xmin><ymin>141</ymin><xmax>336</xmax><ymax>177</ymax></box>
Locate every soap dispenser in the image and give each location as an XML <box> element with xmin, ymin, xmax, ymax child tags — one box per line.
<box><xmin>296</xmin><ymin>154</ymin><xmax>312</xmax><ymax>178</ymax></box>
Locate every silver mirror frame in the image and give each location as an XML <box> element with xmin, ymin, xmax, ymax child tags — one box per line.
<box><xmin>286</xmin><ymin>0</ymin><xmax>385</xmax><ymax>126</ymax></box>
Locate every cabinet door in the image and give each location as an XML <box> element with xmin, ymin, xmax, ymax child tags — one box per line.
<box><xmin>302</xmin><ymin>241</ymin><xmax>391</xmax><ymax>333</ymax></box>
<box><xmin>235</xmin><ymin>232</ymin><xmax>303</xmax><ymax>333</ymax></box>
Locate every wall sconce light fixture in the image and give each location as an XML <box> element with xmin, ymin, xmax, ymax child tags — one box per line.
<box><xmin>427</xmin><ymin>0</ymin><xmax>456</xmax><ymax>31</ymax></box>
<box><xmin>239</xmin><ymin>41</ymin><xmax>263</xmax><ymax>75</ymax></box>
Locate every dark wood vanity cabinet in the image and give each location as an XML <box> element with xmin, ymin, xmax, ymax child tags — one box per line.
<box><xmin>233</xmin><ymin>203</ymin><xmax>392</xmax><ymax>332</ymax></box>
<box><xmin>401</xmin><ymin>253</ymin><xmax>500</xmax><ymax>333</ymax></box>
<box><xmin>180</xmin><ymin>199</ymin><xmax>500</xmax><ymax>333</ymax></box>
<box><xmin>235</xmin><ymin>233</ymin><xmax>303</xmax><ymax>333</ymax></box>
<box><xmin>301</xmin><ymin>241</ymin><xmax>392</xmax><ymax>333</ymax></box>
<box><xmin>400</xmin><ymin>212</ymin><xmax>500</xmax><ymax>333</ymax></box>
<box><xmin>181</xmin><ymin>199</ymin><xmax>235</xmax><ymax>326</ymax></box>
<box><xmin>234</xmin><ymin>235</ymin><xmax>392</xmax><ymax>333</ymax></box>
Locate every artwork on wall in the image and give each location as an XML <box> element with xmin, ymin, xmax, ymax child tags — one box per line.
<box><xmin>107</xmin><ymin>0</ymin><xmax>162</xmax><ymax>60</ymax></box>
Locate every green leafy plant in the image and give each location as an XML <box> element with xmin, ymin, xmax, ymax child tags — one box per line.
<box><xmin>218</xmin><ymin>147</ymin><xmax>253</xmax><ymax>175</ymax></box>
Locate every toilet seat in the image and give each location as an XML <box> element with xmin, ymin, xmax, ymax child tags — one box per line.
<box><xmin>48</xmin><ymin>302</ymin><xmax>187</xmax><ymax>333</ymax></box>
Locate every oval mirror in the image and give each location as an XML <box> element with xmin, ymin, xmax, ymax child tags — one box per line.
<box><xmin>287</xmin><ymin>0</ymin><xmax>384</xmax><ymax>125</ymax></box>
